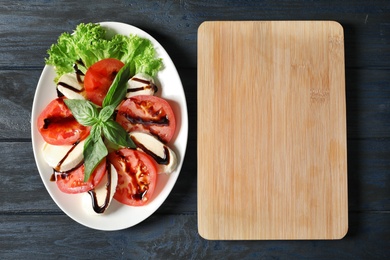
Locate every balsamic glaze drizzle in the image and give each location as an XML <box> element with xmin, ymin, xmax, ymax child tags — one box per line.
<box><xmin>56</xmin><ymin>59</ymin><xmax>85</xmax><ymax>98</ymax></box>
<box><xmin>49</xmin><ymin>141</ymin><xmax>82</xmax><ymax>181</ymax></box>
<box><xmin>122</xmin><ymin>113</ymin><xmax>169</xmax><ymax>126</ymax></box>
<box><xmin>88</xmin><ymin>162</ymin><xmax>112</xmax><ymax>214</ymax></box>
<box><xmin>131</xmin><ymin>136</ymin><xmax>170</xmax><ymax>165</ymax></box>
<box><xmin>127</xmin><ymin>77</ymin><xmax>158</xmax><ymax>93</ymax></box>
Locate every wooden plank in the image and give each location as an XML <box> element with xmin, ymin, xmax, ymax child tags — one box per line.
<box><xmin>347</xmin><ymin>138</ymin><xmax>390</xmax><ymax>211</ymax></box>
<box><xmin>0</xmin><ymin>1</ymin><xmax>388</xmax><ymax>69</ymax></box>
<box><xmin>0</xmin><ymin>142</ymin><xmax>59</xmax><ymax>212</ymax></box>
<box><xmin>0</xmin><ymin>139</ymin><xmax>387</xmax><ymax>214</ymax></box>
<box><xmin>0</xmin><ymin>70</ymin><xmax>39</xmax><ymax>139</ymax></box>
<box><xmin>0</xmin><ymin>68</ymin><xmax>197</xmax><ymax>139</ymax></box>
<box><xmin>1</xmin><ymin>66</ymin><xmax>389</xmax><ymax>140</ymax></box>
<box><xmin>0</xmin><ymin>142</ymin><xmax>198</xmax><ymax>214</ymax></box>
<box><xmin>0</xmin><ymin>213</ymin><xmax>389</xmax><ymax>259</ymax></box>
<box><xmin>346</xmin><ymin>69</ymin><xmax>390</xmax><ymax>139</ymax></box>
<box><xmin>198</xmin><ymin>21</ymin><xmax>348</xmax><ymax>240</ymax></box>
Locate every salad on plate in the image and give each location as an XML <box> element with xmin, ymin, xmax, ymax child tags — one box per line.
<box><xmin>31</xmin><ymin>22</ymin><xmax>187</xmax><ymax>230</ymax></box>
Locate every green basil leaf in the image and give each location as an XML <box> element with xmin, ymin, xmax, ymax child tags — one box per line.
<box><xmin>90</xmin><ymin>123</ymin><xmax>102</xmax><ymax>142</ymax></box>
<box><xmin>83</xmin><ymin>135</ymin><xmax>108</xmax><ymax>182</ymax></box>
<box><xmin>98</xmin><ymin>105</ymin><xmax>116</xmax><ymax>122</ymax></box>
<box><xmin>102</xmin><ymin>63</ymin><xmax>131</xmax><ymax>108</ymax></box>
<box><xmin>64</xmin><ymin>99</ymin><xmax>99</xmax><ymax>126</ymax></box>
<box><xmin>102</xmin><ymin>119</ymin><xmax>135</xmax><ymax>149</ymax></box>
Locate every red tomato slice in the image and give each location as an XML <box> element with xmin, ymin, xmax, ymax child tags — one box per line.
<box><xmin>37</xmin><ymin>97</ymin><xmax>90</xmax><ymax>145</ymax></box>
<box><xmin>55</xmin><ymin>159</ymin><xmax>107</xmax><ymax>194</ymax></box>
<box><xmin>116</xmin><ymin>95</ymin><xmax>176</xmax><ymax>143</ymax></box>
<box><xmin>108</xmin><ymin>149</ymin><xmax>157</xmax><ymax>206</ymax></box>
<box><xmin>84</xmin><ymin>58</ymin><xmax>124</xmax><ymax>106</ymax></box>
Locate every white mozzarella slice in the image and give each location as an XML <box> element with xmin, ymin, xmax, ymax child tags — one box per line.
<box><xmin>129</xmin><ymin>132</ymin><xmax>177</xmax><ymax>174</ymax></box>
<box><xmin>42</xmin><ymin>140</ymin><xmax>85</xmax><ymax>172</ymax></box>
<box><xmin>82</xmin><ymin>164</ymin><xmax>118</xmax><ymax>215</ymax></box>
<box><xmin>126</xmin><ymin>73</ymin><xmax>157</xmax><ymax>98</ymax></box>
<box><xmin>57</xmin><ymin>72</ymin><xmax>85</xmax><ymax>100</ymax></box>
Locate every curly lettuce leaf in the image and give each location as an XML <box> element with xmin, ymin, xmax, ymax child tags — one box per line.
<box><xmin>45</xmin><ymin>23</ymin><xmax>163</xmax><ymax>82</ymax></box>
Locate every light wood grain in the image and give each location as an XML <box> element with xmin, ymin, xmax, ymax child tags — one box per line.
<box><xmin>198</xmin><ymin>21</ymin><xmax>348</xmax><ymax>240</ymax></box>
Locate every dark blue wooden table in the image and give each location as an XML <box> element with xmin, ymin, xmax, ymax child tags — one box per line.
<box><xmin>0</xmin><ymin>0</ymin><xmax>389</xmax><ymax>258</ymax></box>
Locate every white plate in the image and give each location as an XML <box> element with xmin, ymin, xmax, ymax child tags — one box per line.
<box><xmin>31</xmin><ymin>22</ymin><xmax>188</xmax><ymax>230</ymax></box>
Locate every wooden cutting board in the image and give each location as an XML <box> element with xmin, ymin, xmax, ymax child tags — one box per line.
<box><xmin>197</xmin><ymin>21</ymin><xmax>348</xmax><ymax>240</ymax></box>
